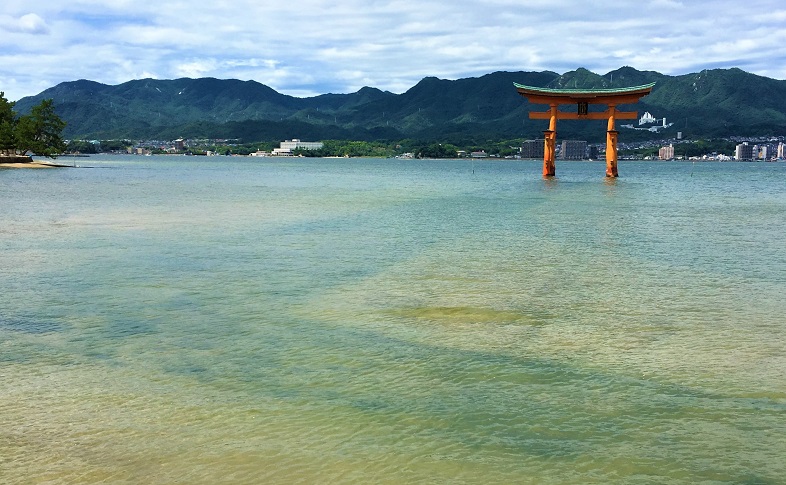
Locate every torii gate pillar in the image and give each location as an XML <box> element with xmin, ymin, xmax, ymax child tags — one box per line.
<box><xmin>606</xmin><ymin>105</ymin><xmax>619</xmax><ymax>177</ymax></box>
<box><xmin>542</xmin><ymin>102</ymin><xmax>558</xmax><ymax>176</ymax></box>
<box><xmin>515</xmin><ymin>82</ymin><xmax>655</xmax><ymax>177</ymax></box>
<box><xmin>543</xmin><ymin>130</ymin><xmax>556</xmax><ymax>176</ymax></box>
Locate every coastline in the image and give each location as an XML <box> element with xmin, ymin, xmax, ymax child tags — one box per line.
<box><xmin>0</xmin><ymin>155</ymin><xmax>71</xmax><ymax>169</ymax></box>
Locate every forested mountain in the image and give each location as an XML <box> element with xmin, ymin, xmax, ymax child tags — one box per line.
<box><xmin>13</xmin><ymin>67</ymin><xmax>786</xmax><ymax>143</ymax></box>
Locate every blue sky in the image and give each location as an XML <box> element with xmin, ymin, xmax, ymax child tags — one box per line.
<box><xmin>1</xmin><ymin>0</ymin><xmax>785</xmax><ymax>101</ymax></box>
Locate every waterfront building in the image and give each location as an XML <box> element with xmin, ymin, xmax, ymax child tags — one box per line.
<box><xmin>560</xmin><ymin>140</ymin><xmax>587</xmax><ymax>160</ymax></box>
<box><xmin>735</xmin><ymin>142</ymin><xmax>754</xmax><ymax>161</ymax></box>
<box><xmin>659</xmin><ymin>144</ymin><xmax>675</xmax><ymax>160</ymax></box>
<box><xmin>778</xmin><ymin>142</ymin><xmax>785</xmax><ymax>159</ymax></box>
<box><xmin>280</xmin><ymin>139</ymin><xmax>324</xmax><ymax>151</ymax></box>
<box><xmin>520</xmin><ymin>140</ymin><xmax>544</xmax><ymax>160</ymax></box>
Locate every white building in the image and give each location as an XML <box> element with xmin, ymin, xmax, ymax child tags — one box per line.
<box><xmin>622</xmin><ymin>111</ymin><xmax>672</xmax><ymax>132</ymax></box>
<box><xmin>639</xmin><ymin>111</ymin><xmax>657</xmax><ymax>125</ymax></box>
<box><xmin>735</xmin><ymin>142</ymin><xmax>754</xmax><ymax>161</ymax></box>
<box><xmin>279</xmin><ymin>139</ymin><xmax>323</xmax><ymax>151</ymax></box>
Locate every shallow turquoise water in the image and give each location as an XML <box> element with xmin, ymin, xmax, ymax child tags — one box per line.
<box><xmin>2</xmin><ymin>156</ymin><xmax>785</xmax><ymax>484</ymax></box>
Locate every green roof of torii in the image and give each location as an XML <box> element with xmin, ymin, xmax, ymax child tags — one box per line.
<box><xmin>513</xmin><ymin>82</ymin><xmax>656</xmax><ymax>96</ymax></box>
<box><xmin>514</xmin><ymin>82</ymin><xmax>656</xmax><ymax>106</ymax></box>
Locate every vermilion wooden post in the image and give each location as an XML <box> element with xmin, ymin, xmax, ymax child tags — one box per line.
<box><xmin>606</xmin><ymin>105</ymin><xmax>618</xmax><ymax>177</ymax></box>
<box><xmin>542</xmin><ymin>104</ymin><xmax>558</xmax><ymax>176</ymax></box>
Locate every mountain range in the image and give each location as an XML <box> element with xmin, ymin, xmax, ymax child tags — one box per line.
<box><xmin>13</xmin><ymin>67</ymin><xmax>786</xmax><ymax>143</ymax></box>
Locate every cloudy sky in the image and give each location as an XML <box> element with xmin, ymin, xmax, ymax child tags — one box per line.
<box><xmin>1</xmin><ymin>0</ymin><xmax>785</xmax><ymax>101</ymax></box>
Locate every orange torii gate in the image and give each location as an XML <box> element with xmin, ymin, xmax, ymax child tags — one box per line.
<box><xmin>514</xmin><ymin>82</ymin><xmax>655</xmax><ymax>177</ymax></box>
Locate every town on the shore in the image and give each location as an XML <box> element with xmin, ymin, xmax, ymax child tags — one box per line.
<box><xmin>68</xmin><ymin>135</ymin><xmax>786</xmax><ymax>162</ymax></box>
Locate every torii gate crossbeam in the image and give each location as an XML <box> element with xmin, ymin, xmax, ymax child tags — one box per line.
<box><xmin>515</xmin><ymin>82</ymin><xmax>655</xmax><ymax>177</ymax></box>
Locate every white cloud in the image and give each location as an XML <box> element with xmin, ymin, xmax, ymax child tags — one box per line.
<box><xmin>0</xmin><ymin>13</ymin><xmax>50</xmax><ymax>34</ymax></box>
<box><xmin>649</xmin><ymin>0</ymin><xmax>684</xmax><ymax>8</ymax></box>
<box><xmin>1</xmin><ymin>0</ymin><xmax>786</xmax><ymax>101</ymax></box>
<box><xmin>174</xmin><ymin>60</ymin><xmax>218</xmax><ymax>78</ymax></box>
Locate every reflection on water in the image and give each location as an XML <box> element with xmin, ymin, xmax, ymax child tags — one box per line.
<box><xmin>1</xmin><ymin>156</ymin><xmax>785</xmax><ymax>484</ymax></box>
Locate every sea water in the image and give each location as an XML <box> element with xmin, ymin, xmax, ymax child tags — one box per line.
<box><xmin>1</xmin><ymin>156</ymin><xmax>785</xmax><ymax>484</ymax></box>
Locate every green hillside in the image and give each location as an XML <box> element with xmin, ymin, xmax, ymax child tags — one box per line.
<box><xmin>12</xmin><ymin>67</ymin><xmax>786</xmax><ymax>142</ymax></box>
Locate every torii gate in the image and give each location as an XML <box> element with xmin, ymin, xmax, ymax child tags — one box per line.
<box><xmin>514</xmin><ymin>82</ymin><xmax>655</xmax><ymax>177</ymax></box>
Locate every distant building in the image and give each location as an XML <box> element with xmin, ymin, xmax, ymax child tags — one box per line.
<box><xmin>588</xmin><ymin>145</ymin><xmax>599</xmax><ymax>160</ymax></box>
<box><xmin>735</xmin><ymin>142</ymin><xmax>754</xmax><ymax>161</ymax></box>
<box><xmin>778</xmin><ymin>142</ymin><xmax>785</xmax><ymax>159</ymax></box>
<box><xmin>659</xmin><ymin>144</ymin><xmax>675</xmax><ymax>160</ymax></box>
<box><xmin>639</xmin><ymin>111</ymin><xmax>658</xmax><ymax>125</ymax></box>
<box><xmin>560</xmin><ymin>140</ymin><xmax>587</xmax><ymax>160</ymax></box>
<box><xmin>520</xmin><ymin>140</ymin><xmax>544</xmax><ymax>160</ymax></box>
<box><xmin>470</xmin><ymin>150</ymin><xmax>488</xmax><ymax>158</ymax></box>
<box><xmin>280</xmin><ymin>139</ymin><xmax>323</xmax><ymax>151</ymax></box>
<box><xmin>174</xmin><ymin>138</ymin><xmax>185</xmax><ymax>151</ymax></box>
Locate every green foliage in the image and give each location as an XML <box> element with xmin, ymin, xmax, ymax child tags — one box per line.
<box><xmin>293</xmin><ymin>140</ymin><xmax>395</xmax><ymax>157</ymax></box>
<box><xmin>0</xmin><ymin>94</ymin><xmax>67</xmax><ymax>158</ymax></box>
<box><xmin>100</xmin><ymin>139</ymin><xmax>132</xmax><ymax>152</ymax></box>
<box><xmin>13</xmin><ymin>99</ymin><xmax>67</xmax><ymax>157</ymax></box>
<box><xmin>0</xmin><ymin>92</ymin><xmax>16</xmax><ymax>154</ymax></box>
<box><xmin>66</xmin><ymin>140</ymin><xmax>98</xmax><ymax>154</ymax></box>
<box><xmin>415</xmin><ymin>143</ymin><xmax>459</xmax><ymax>158</ymax></box>
<box><xmin>11</xmin><ymin>67</ymin><xmax>786</xmax><ymax>144</ymax></box>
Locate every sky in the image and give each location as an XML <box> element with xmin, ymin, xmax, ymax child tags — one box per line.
<box><xmin>2</xmin><ymin>0</ymin><xmax>785</xmax><ymax>101</ymax></box>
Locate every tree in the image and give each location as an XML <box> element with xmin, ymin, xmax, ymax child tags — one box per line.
<box><xmin>14</xmin><ymin>99</ymin><xmax>67</xmax><ymax>158</ymax></box>
<box><xmin>0</xmin><ymin>92</ymin><xmax>15</xmax><ymax>155</ymax></box>
<box><xmin>416</xmin><ymin>143</ymin><xmax>458</xmax><ymax>159</ymax></box>
<box><xmin>66</xmin><ymin>140</ymin><xmax>98</xmax><ymax>154</ymax></box>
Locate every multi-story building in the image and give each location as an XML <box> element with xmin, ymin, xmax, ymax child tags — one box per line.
<box><xmin>521</xmin><ymin>140</ymin><xmax>544</xmax><ymax>160</ymax></box>
<box><xmin>560</xmin><ymin>140</ymin><xmax>587</xmax><ymax>160</ymax></box>
<box><xmin>279</xmin><ymin>139</ymin><xmax>324</xmax><ymax>151</ymax></box>
<box><xmin>735</xmin><ymin>142</ymin><xmax>754</xmax><ymax>161</ymax></box>
<box><xmin>778</xmin><ymin>142</ymin><xmax>785</xmax><ymax>159</ymax></box>
<box><xmin>659</xmin><ymin>144</ymin><xmax>675</xmax><ymax>160</ymax></box>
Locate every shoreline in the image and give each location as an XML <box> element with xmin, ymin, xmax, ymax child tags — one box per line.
<box><xmin>0</xmin><ymin>155</ymin><xmax>72</xmax><ymax>169</ymax></box>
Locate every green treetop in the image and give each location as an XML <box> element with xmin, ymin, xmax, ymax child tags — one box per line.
<box><xmin>0</xmin><ymin>93</ymin><xmax>67</xmax><ymax>158</ymax></box>
<box><xmin>0</xmin><ymin>92</ymin><xmax>16</xmax><ymax>155</ymax></box>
